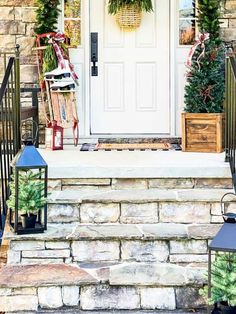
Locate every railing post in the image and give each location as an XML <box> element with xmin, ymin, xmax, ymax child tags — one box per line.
<box><xmin>32</xmin><ymin>89</ymin><xmax>39</xmax><ymax>147</ymax></box>
<box><xmin>225</xmin><ymin>57</ymin><xmax>230</xmax><ymax>162</ymax></box>
<box><xmin>14</xmin><ymin>44</ymin><xmax>21</xmax><ymax>151</ymax></box>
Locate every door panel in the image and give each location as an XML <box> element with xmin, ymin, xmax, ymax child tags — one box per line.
<box><xmin>90</xmin><ymin>0</ymin><xmax>170</xmax><ymax>134</ymax></box>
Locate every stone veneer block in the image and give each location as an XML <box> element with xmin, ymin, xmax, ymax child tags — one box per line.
<box><xmin>170</xmin><ymin>254</ymin><xmax>208</xmax><ymax>263</ymax></box>
<box><xmin>187</xmin><ymin>224</ymin><xmax>221</xmax><ymax>239</ymax></box>
<box><xmin>22</xmin><ymin>249</ymin><xmax>70</xmax><ymax>259</ymax></box>
<box><xmin>170</xmin><ymin>240</ymin><xmax>207</xmax><ymax>254</ymax></box>
<box><xmin>194</xmin><ymin>178</ymin><xmax>232</xmax><ymax>189</ymax></box>
<box><xmin>211</xmin><ymin>216</ymin><xmax>224</xmax><ymax>223</ymax></box>
<box><xmin>211</xmin><ymin>202</ymin><xmax>236</xmax><ymax>216</ymax></box>
<box><xmin>139</xmin><ymin>223</ymin><xmax>188</xmax><ymax>239</ymax></box>
<box><xmin>0</xmin><ymin>295</ymin><xmax>38</xmax><ymax>312</ymax></box>
<box><xmin>0</xmin><ymin>288</ymin><xmax>11</xmax><ymax>296</ymax></box>
<box><xmin>109</xmin><ymin>262</ymin><xmax>205</xmax><ymax>286</ymax></box>
<box><xmin>62</xmin><ymin>185</ymin><xmax>111</xmax><ymax>191</ymax></box>
<box><xmin>149</xmin><ymin>178</ymin><xmax>194</xmax><ymax>189</ymax></box>
<box><xmin>0</xmin><ymin>7</ymin><xmax>14</xmax><ymax>20</ymax></box>
<box><xmin>48</xmin><ymin>204</ymin><xmax>80</xmax><ymax>223</ymax></box>
<box><xmin>12</xmin><ymin>287</ymin><xmax>37</xmax><ymax>295</ymax></box>
<box><xmin>176</xmin><ymin>287</ymin><xmax>206</xmax><ymax>309</ymax></box>
<box><xmin>159</xmin><ymin>202</ymin><xmax>210</xmax><ymax>223</ymax></box>
<box><xmin>80</xmin><ymin>285</ymin><xmax>140</xmax><ymax>310</ymax></box>
<box><xmin>62</xmin><ymin>286</ymin><xmax>79</xmax><ymax>306</ymax></box>
<box><xmin>121</xmin><ymin>203</ymin><xmax>158</xmax><ymax>224</ymax></box>
<box><xmin>10</xmin><ymin>241</ymin><xmax>45</xmax><ymax>251</ymax></box>
<box><xmin>21</xmin><ymin>258</ymin><xmax>64</xmax><ymax>265</ymax></box>
<box><xmin>121</xmin><ymin>240</ymin><xmax>169</xmax><ymax>262</ymax></box>
<box><xmin>48</xmin><ymin>180</ymin><xmax>62</xmax><ymax>191</ymax></box>
<box><xmin>140</xmin><ymin>287</ymin><xmax>176</xmax><ymax>310</ymax></box>
<box><xmin>211</xmin><ymin>203</ymin><xmax>222</xmax><ymax>215</ymax></box>
<box><xmin>14</xmin><ymin>7</ymin><xmax>37</xmax><ymax>23</ymax></box>
<box><xmin>69</xmin><ymin>224</ymin><xmax>143</xmax><ymax>240</ymax></box>
<box><xmin>62</xmin><ymin>178</ymin><xmax>111</xmax><ymax>186</ymax></box>
<box><xmin>80</xmin><ymin>203</ymin><xmax>120</xmax><ymax>223</ymax></box>
<box><xmin>38</xmin><ymin>286</ymin><xmax>63</xmax><ymax>309</ymax></box>
<box><xmin>45</xmin><ymin>241</ymin><xmax>70</xmax><ymax>250</ymax></box>
<box><xmin>72</xmin><ymin>240</ymin><xmax>120</xmax><ymax>262</ymax></box>
<box><xmin>112</xmin><ymin>179</ymin><xmax>148</xmax><ymax>190</ymax></box>
<box><xmin>7</xmin><ymin>250</ymin><xmax>21</xmax><ymax>264</ymax></box>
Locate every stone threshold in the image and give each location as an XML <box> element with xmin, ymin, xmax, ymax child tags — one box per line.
<box><xmin>48</xmin><ymin>188</ymin><xmax>233</xmax><ymax>204</ymax></box>
<box><xmin>4</xmin><ymin>223</ymin><xmax>221</xmax><ymax>241</ymax></box>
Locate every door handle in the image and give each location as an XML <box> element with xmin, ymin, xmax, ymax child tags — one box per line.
<box><xmin>91</xmin><ymin>32</ymin><xmax>98</xmax><ymax>76</ymax></box>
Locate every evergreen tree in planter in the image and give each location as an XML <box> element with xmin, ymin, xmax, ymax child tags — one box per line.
<box><xmin>34</xmin><ymin>0</ymin><xmax>61</xmax><ymax>35</ymax></box>
<box><xmin>7</xmin><ymin>170</ymin><xmax>47</xmax><ymax>229</ymax></box>
<box><xmin>184</xmin><ymin>0</ymin><xmax>224</xmax><ymax>113</ymax></box>
<box><xmin>182</xmin><ymin>0</ymin><xmax>225</xmax><ymax>153</ymax></box>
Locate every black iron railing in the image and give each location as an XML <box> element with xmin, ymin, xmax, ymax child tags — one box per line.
<box><xmin>225</xmin><ymin>55</ymin><xmax>236</xmax><ymax>190</ymax></box>
<box><xmin>0</xmin><ymin>46</ymin><xmax>39</xmax><ymax>234</ymax></box>
<box><xmin>0</xmin><ymin>46</ymin><xmax>21</xmax><ymax>233</ymax></box>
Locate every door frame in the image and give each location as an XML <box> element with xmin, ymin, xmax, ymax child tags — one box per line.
<box><xmin>82</xmin><ymin>0</ymin><xmax>178</xmax><ymax>138</ymax></box>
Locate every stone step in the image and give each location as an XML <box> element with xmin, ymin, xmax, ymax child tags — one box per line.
<box><xmin>0</xmin><ymin>263</ymin><xmax>207</xmax><ymax>313</ymax></box>
<box><xmin>17</xmin><ymin>310</ymin><xmax>207</xmax><ymax>314</ymax></box>
<box><xmin>47</xmin><ymin>188</ymin><xmax>231</xmax><ymax>224</ymax></box>
<box><xmin>5</xmin><ymin>223</ymin><xmax>219</xmax><ymax>266</ymax></box>
<box><xmin>48</xmin><ymin>177</ymin><xmax>232</xmax><ymax>192</ymax></box>
<box><xmin>39</xmin><ymin>149</ymin><xmax>231</xmax><ymax>181</ymax></box>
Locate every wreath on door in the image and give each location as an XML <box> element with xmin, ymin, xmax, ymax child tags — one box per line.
<box><xmin>108</xmin><ymin>0</ymin><xmax>153</xmax><ymax>31</ymax></box>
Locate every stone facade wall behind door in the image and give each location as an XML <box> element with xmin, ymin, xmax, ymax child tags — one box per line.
<box><xmin>0</xmin><ymin>0</ymin><xmax>235</xmax><ymax>97</ymax></box>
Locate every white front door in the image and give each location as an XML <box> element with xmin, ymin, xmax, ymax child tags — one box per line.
<box><xmin>90</xmin><ymin>0</ymin><xmax>170</xmax><ymax>135</ymax></box>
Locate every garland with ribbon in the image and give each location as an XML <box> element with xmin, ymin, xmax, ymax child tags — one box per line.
<box><xmin>186</xmin><ymin>33</ymin><xmax>210</xmax><ymax>70</ymax></box>
<box><xmin>47</xmin><ymin>33</ymin><xmax>79</xmax><ymax>83</ymax></box>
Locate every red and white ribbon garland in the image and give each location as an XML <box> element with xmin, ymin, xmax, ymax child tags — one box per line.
<box><xmin>186</xmin><ymin>33</ymin><xmax>210</xmax><ymax>69</ymax></box>
<box><xmin>48</xmin><ymin>32</ymin><xmax>79</xmax><ymax>83</ymax></box>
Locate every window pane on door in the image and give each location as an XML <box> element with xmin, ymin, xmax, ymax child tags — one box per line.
<box><xmin>179</xmin><ymin>0</ymin><xmax>197</xmax><ymax>45</ymax></box>
<box><xmin>64</xmin><ymin>0</ymin><xmax>81</xmax><ymax>47</ymax></box>
<box><xmin>179</xmin><ymin>19</ymin><xmax>195</xmax><ymax>45</ymax></box>
<box><xmin>179</xmin><ymin>0</ymin><xmax>196</xmax><ymax>18</ymax></box>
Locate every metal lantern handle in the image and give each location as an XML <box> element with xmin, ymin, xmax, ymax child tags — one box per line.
<box><xmin>220</xmin><ymin>192</ymin><xmax>236</xmax><ymax>223</ymax></box>
<box><xmin>21</xmin><ymin>119</ymin><xmax>39</xmax><ymax>146</ymax></box>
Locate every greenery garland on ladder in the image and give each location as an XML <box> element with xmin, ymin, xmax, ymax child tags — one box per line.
<box><xmin>34</xmin><ymin>0</ymin><xmax>61</xmax><ymax>35</ymax></box>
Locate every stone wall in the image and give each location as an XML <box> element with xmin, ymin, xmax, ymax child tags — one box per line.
<box><xmin>221</xmin><ymin>0</ymin><xmax>236</xmax><ymax>42</ymax></box>
<box><xmin>0</xmin><ymin>0</ymin><xmax>38</xmax><ymax>84</ymax></box>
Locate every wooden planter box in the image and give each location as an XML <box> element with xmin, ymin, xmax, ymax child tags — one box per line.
<box><xmin>182</xmin><ymin>113</ymin><xmax>224</xmax><ymax>153</ymax></box>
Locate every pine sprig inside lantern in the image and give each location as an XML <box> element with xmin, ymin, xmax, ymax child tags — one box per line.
<box><xmin>201</xmin><ymin>253</ymin><xmax>236</xmax><ymax>306</ymax></box>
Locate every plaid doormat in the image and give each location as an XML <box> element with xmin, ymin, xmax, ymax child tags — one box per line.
<box><xmin>80</xmin><ymin>143</ymin><xmax>182</xmax><ymax>151</ymax></box>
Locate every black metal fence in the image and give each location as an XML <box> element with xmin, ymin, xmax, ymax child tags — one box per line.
<box><xmin>225</xmin><ymin>55</ymin><xmax>236</xmax><ymax>190</ymax></box>
<box><xmin>0</xmin><ymin>46</ymin><xmax>39</xmax><ymax>235</ymax></box>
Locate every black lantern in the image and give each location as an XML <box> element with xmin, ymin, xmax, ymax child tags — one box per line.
<box><xmin>208</xmin><ymin>193</ymin><xmax>236</xmax><ymax>314</ymax></box>
<box><xmin>8</xmin><ymin>141</ymin><xmax>48</xmax><ymax>234</ymax></box>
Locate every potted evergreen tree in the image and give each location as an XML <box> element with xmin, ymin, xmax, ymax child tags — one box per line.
<box><xmin>108</xmin><ymin>0</ymin><xmax>153</xmax><ymax>31</ymax></box>
<box><xmin>201</xmin><ymin>252</ymin><xmax>236</xmax><ymax>314</ymax></box>
<box><xmin>182</xmin><ymin>0</ymin><xmax>225</xmax><ymax>153</ymax></box>
<box><xmin>7</xmin><ymin>170</ymin><xmax>47</xmax><ymax>229</ymax></box>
